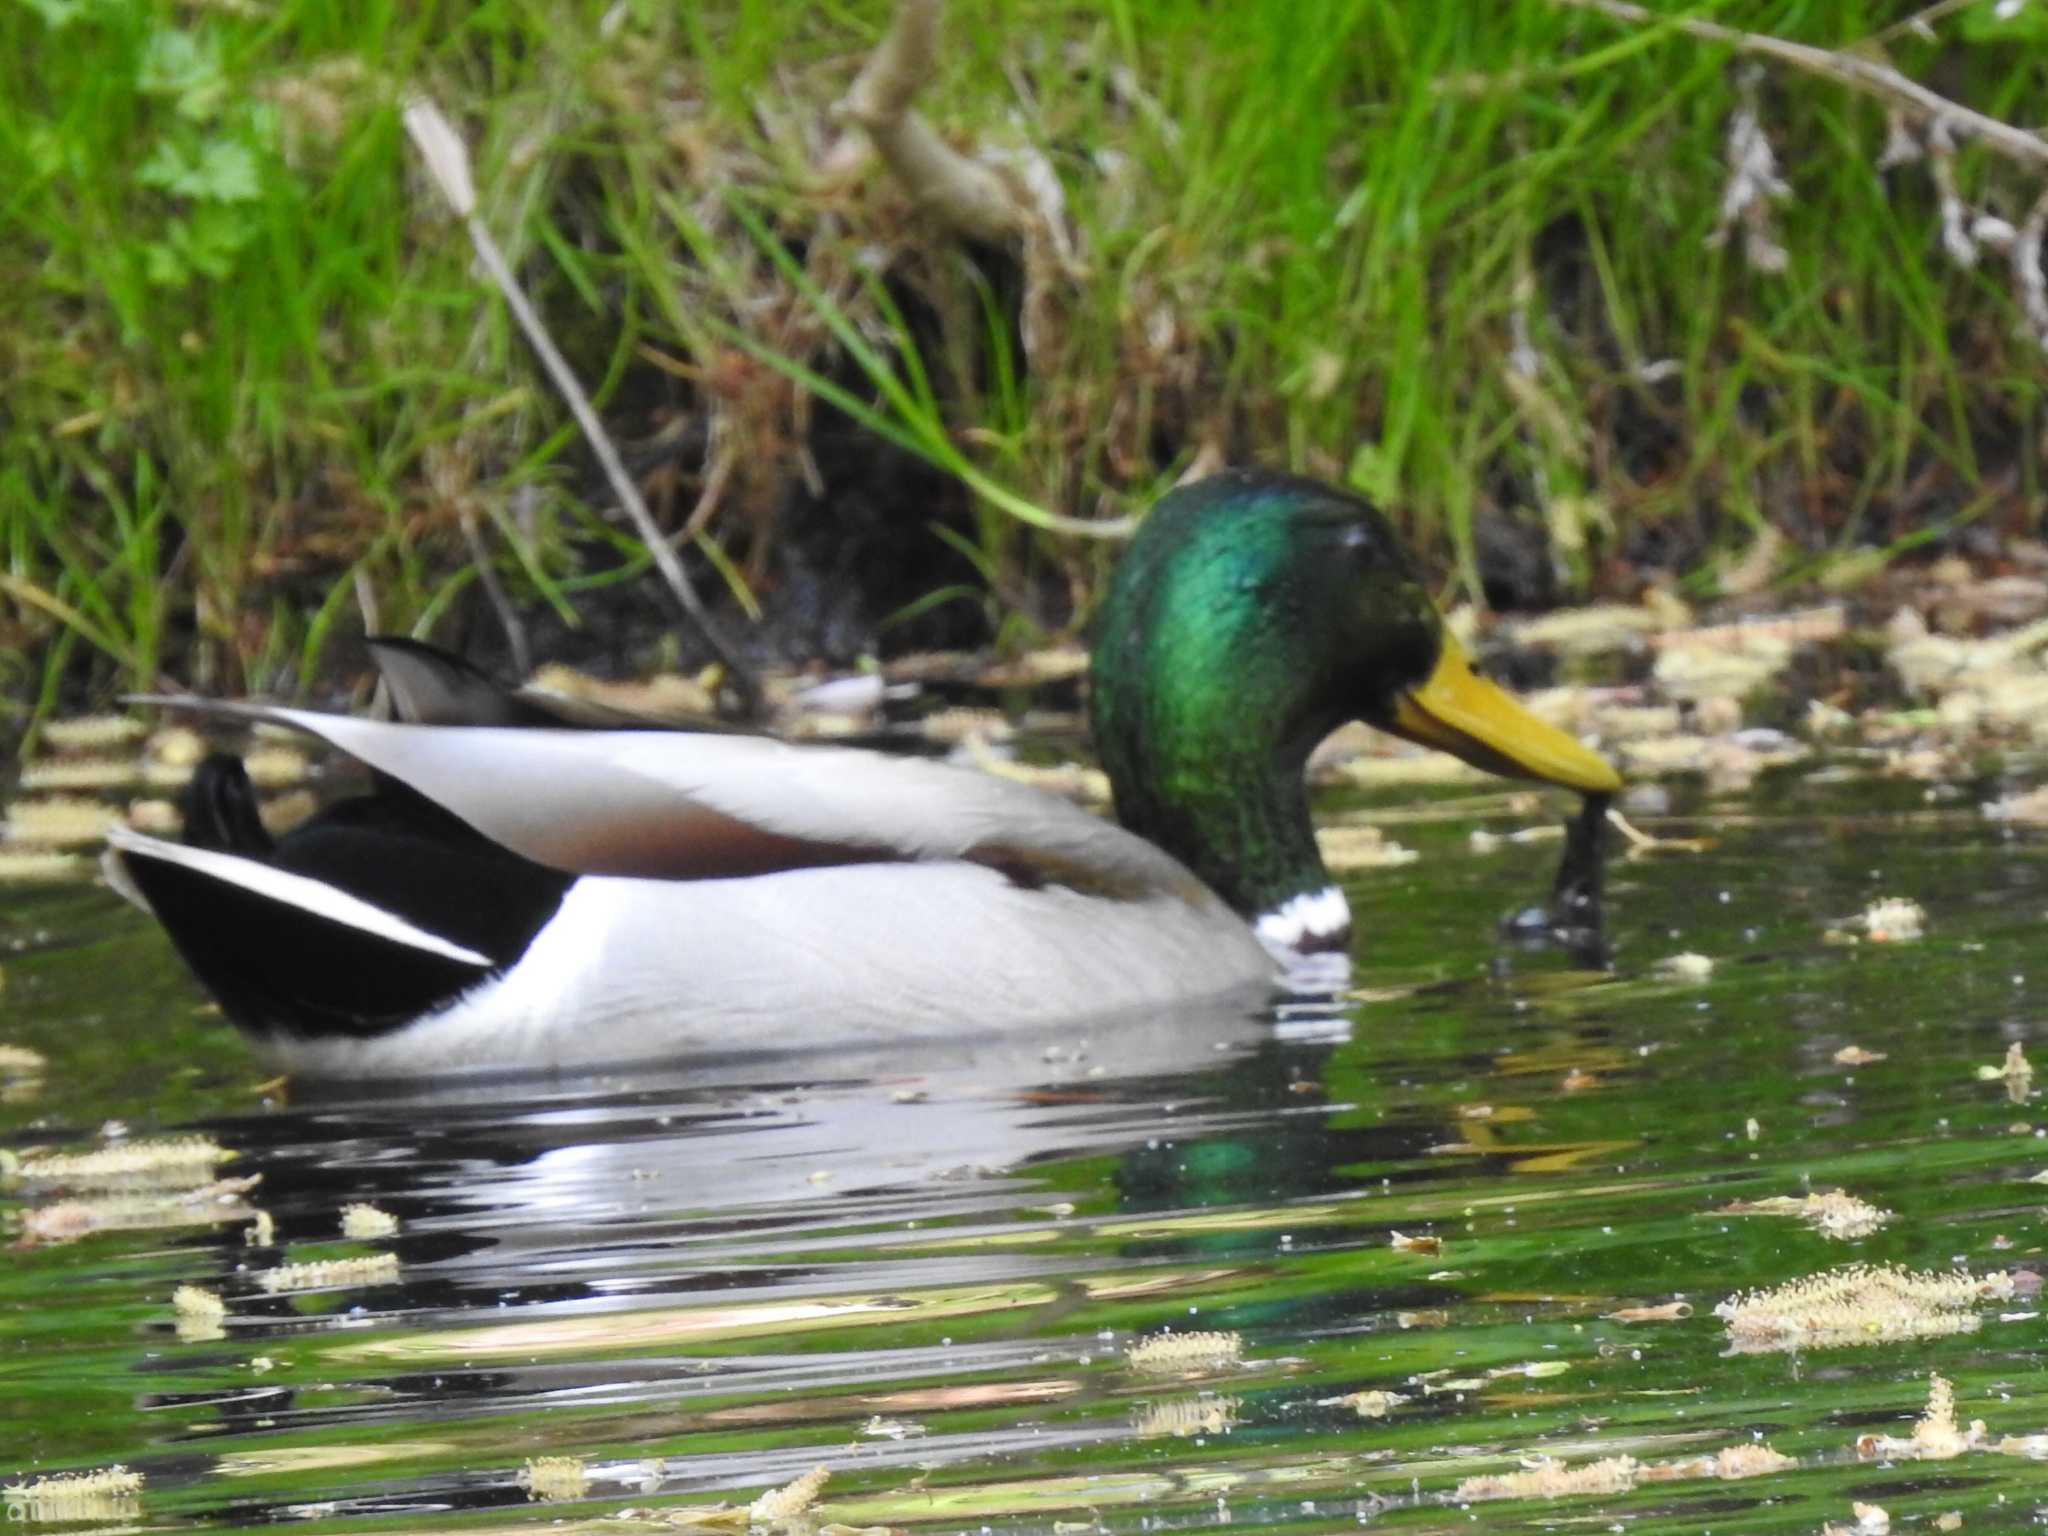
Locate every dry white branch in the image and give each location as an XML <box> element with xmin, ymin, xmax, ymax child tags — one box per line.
<box><xmin>838</xmin><ymin>0</ymin><xmax>1024</xmax><ymax>243</ymax></box>
<box><xmin>1707</xmin><ymin>71</ymin><xmax>1791</xmax><ymax>273</ymax></box>
<box><xmin>1553</xmin><ymin>0</ymin><xmax>2048</xmax><ymax>170</ymax></box>
<box><xmin>1878</xmin><ymin>107</ymin><xmax>1923</xmax><ymax>169</ymax></box>
<box><xmin>401</xmin><ymin>95</ymin><xmax>759</xmax><ymax>713</ymax></box>
<box><xmin>2015</xmin><ymin>187</ymin><xmax>2048</xmax><ymax>346</ymax></box>
<box><xmin>1927</xmin><ymin>119</ymin><xmax>1980</xmax><ymax>267</ymax></box>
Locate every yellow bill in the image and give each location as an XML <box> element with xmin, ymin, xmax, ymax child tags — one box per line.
<box><xmin>1386</xmin><ymin>634</ymin><xmax>1621</xmax><ymax>793</ymax></box>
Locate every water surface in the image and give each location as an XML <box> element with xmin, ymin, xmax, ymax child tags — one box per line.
<box><xmin>6</xmin><ymin>771</ymin><xmax>2048</xmax><ymax>1534</ymax></box>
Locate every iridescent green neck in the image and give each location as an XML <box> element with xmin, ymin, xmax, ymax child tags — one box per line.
<box><xmin>1088</xmin><ymin>471</ymin><xmax>1437</xmax><ymax>930</ymax></box>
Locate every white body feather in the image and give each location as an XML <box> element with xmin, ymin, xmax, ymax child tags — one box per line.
<box><xmin>273</xmin><ymin>862</ymin><xmax>1273</xmax><ymax>1077</ymax></box>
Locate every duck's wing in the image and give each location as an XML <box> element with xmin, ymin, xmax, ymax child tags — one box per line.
<box><xmin>367</xmin><ymin>637</ymin><xmax>549</xmax><ymax>727</ymax></box>
<box><xmin>367</xmin><ymin>637</ymin><xmax>741</xmax><ymax>732</ymax></box>
<box><xmin>136</xmin><ymin>700</ymin><xmax>1211</xmax><ymax>902</ymax></box>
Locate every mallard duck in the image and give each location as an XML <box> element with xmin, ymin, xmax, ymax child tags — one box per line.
<box><xmin>103</xmin><ymin>469</ymin><xmax>1618</xmax><ymax>1078</ymax></box>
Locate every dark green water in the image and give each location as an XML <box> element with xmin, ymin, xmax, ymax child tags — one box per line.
<box><xmin>6</xmin><ymin>773</ymin><xmax>2048</xmax><ymax>1533</ymax></box>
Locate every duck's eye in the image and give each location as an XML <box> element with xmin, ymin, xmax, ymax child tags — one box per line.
<box><xmin>1339</xmin><ymin>524</ymin><xmax>1374</xmax><ymax>558</ymax></box>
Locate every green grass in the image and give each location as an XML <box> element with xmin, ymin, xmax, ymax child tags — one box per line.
<box><xmin>3</xmin><ymin>0</ymin><xmax>2046</xmax><ymax>714</ymax></box>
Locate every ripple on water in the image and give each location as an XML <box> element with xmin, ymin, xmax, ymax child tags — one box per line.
<box><xmin>6</xmin><ymin>789</ymin><xmax>2048</xmax><ymax>1534</ymax></box>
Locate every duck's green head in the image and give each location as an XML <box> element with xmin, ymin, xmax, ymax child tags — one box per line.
<box><xmin>1089</xmin><ymin>469</ymin><xmax>1620</xmax><ymax>951</ymax></box>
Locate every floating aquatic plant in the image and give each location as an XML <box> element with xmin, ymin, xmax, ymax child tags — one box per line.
<box><xmin>1454</xmin><ymin>1454</ymin><xmax>1639</xmax><ymax>1502</ymax></box>
<box><xmin>1856</xmin><ymin>1373</ymin><xmax>1985</xmax><ymax>1461</ymax></box>
<box><xmin>1715</xmin><ymin>1189</ymin><xmax>1892</xmax><ymax>1240</ymax></box>
<box><xmin>1717</xmin><ymin>1264</ymin><xmax>2016</xmax><ymax>1353</ymax></box>
<box><xmin>1125</xmin><ymin>1330</ymin><xmax>1243</xmax><ymax>1376</ymax></box>
<box><xmin>748</xmin><ymin>1464</ymin><xmax>830</xmax><ymax>1526</ymax></box>
<box><xmin>40</xmin><ymin>716</ymin><xmax>146</xmax><ymax>752</ymax></box>
<box><xmin>519</xmin><ymin>1456</ymin><xmax>588</xmax><ymax>1502</ymax></box>
<box><xmin>3</xmin><ymin>1134</ymin><xmax>232</xmax><ymax>1189</ymax></box>
<box><xmin>171</xmin><ymin>1284</ymin><xmax>225</xmax><ymax>1320</ymax></box>
<box><xmin>258</xmin><ymin>1252</ymin><xmax>399</xmax><ymax>1294</ymax></box>
<box><xmin>339</xmin><ymin>1203</ymin><xmax>398</xmax><ymax>1239</ymax></box>
<box><xmin>2</xmin><ymin>1465</ymin><xmax>143</xmax><ymax>1523</ymax></box>
<box><xmin>1325</xmin><ymin>1389</ymin><xmax>1408</xmax><ymax>1417</ymax></box>
<box><xmin>1863</xmin><ymin>897</ymin><xmax>1926</xmax><ymax>942</ymax></box>
<box><xmin>1132</xmin><ymin>1394</ymin><xmax>1237</xmax><ymax>1439</ymax></box>
<box><xmin>17</xmin><ymin>1174</ymin><xmax>259</xmax><ymax>1246</ymax></box>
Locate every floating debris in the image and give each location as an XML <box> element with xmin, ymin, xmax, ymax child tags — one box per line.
<box><xmin>1653</xmin><ymin>605</ymin><xmax>1844</xmax><ymax>654</ymax></box>
<box><xmin>1984</xmin><ymin>785</ymin><xmax>2048</xmax><ymax>825</ymax></box>
<box><xmin>1652</xmin><ymin>647</ymin><xmax>1783</xmax><ymax>705</ymax></box>
<box><xmin>41</xmin><ymin>715</ymin><xmax>147</xmax><ymax>752</ymax></box>
<box><xmin>258</xmin><ymin>1252</ymin><xmax>399</xmax><ymax>1294</ymax></box>
<box><xmin>1389</xmin><ymin>1230</ymin><xmax>1440</xmax><ymax>1255</ymax></box>
<box><xmin>146</xmin><ymin>726</ymin><xmax>208</xmax><ymax>768</ymax></box>
<box><xmin>749</xmin><ymin>1464</ymin><xmax>829</xmax><ymax>1526</ymax></box>
<box><xmin>1616</xmin><ymin>729</ymin><xmax>1808</xmax><ymax>785</ymax></box>
<box><xmin>973</xmin><ymin>646</ymin><xmax>1089</xmax><ymax>687</ymax></box>
<box><xmin>1509</xmin><ymin>603</ymin><xmax>1660</xmax><ymax>655</ymax></box>
<box><xmin>1467</xmin><ymin>825</ymin><xmax>1562</xmax><ymax>854</ymax></box>
<box><xmin>3</xmin><ymin>1134</ymin><xmax>233</xmax><ymax>1189</ymax></box>
<box><xmin>519</xmin><ymin>1455</ymin><xmax>589</xmax><ymax>1502</ymax></box>
<box><xmin>172</xmin><ymin>1284</ymin><xmax>225</xmax><ymax>1320</ymax></box>
<box><xmin>1716</xmin><ymin>1189</ymin><xmax>1893</xmax><ymax>1240</ymax></box>
<box><xmin>2</xmin><ymin>1465</ymin><xmax>143</xmax><ymax>1523</ymax></box>
<box><xmin>1656</xmin><ymin>951</ymin><xmax>1715</xmax><ymax>982</ymax></box>
<box><xmin>1823</xmin><ymin>1501</ymin><xmax>1891</xmax><ymax>1536</ymax></box>
<box><xmin>1327</xmin><ymin>1389</ymin><xmax>1408</xmax><ymax>1417</ymax></box>
<box><xmin>1638</xmin><ymin>1441</ymin><xmax>1800</xmax><ymax>1482</ymax></box>
<box><xmin>1454</xmin><ymin>1434</ymin><xmax>1798</xmax><ymax>1504</ymax></box>
<box><xmin>1315</xmin><ymin>825</ymin><xmax>1418</xmax><ymax>871</ymax></box>
<box><xmin>1455</xmin><ymin>1454</ymin><xmax>1639</xmax><ymax>1502</ymax></box>
<box><xmin>857</xmin><ymin>1415</ymin><xmax>926</xmax><ymax>1440</ymax></box>
<box><xmin>1980</xmin><ymin>1042</ymin><xmax>2034</xmax><ymax>1094</ymax></box>
<box><xmin>791</xmin><ymin>673</ymin><xmax>888</xmax><ymax>717</ymax></box>
<box><xmin>1485</xmin><ymin>1360</ymin><xmax>1572</xmax><ymax>1382</ymax></box>
<box><xmin>1834</xmin><ymin>1045</ymin><xmax>1888</xmax><ymax>1066</ymax></box>
<box><xmin>5</xmin><ymin>796</ymin><xmax>118</xmax><ymax>847</ymax></box>
<box><xmin>241</xmin><ymin>745</ymin><xmax>310</xmax><ymax>788</ymax></box>
<box><xmin>1336</xmin><ymin>751</ymin><xmax>1490</xmax><ymax>789</ymax></box>
<box><xmin>1605</xmin><ymin>807</ymin><xmax>1709</xmax><ymax>855</ymax></box>
<box><xmin>0</xmin><ymin>850</ymin><xmax>85</xmax><ymax>883</ymax></box>
<box><xmin>339</xmin><ymin>1203</ymin><xmax>398</xmax><ymax>1239</ymax></box>
<box><xmin>1863</xmin><ymin>897</ymin><xmax>1926</xmax><ymax>942</ymax></box>
<box><xmin>1588</xmin><ymin>701</ymin><xmax>1684</xmax><ymax>741</ymax></box>
<box><xmin>17</xmin><ymin>1175</ymin><xmax>260</xmax><ymax>1245</ymax></box>
<box><xmin>1857</xmin><ymin>1374</ymin><xmax>1986</xmax><ymax>1460</ymax></box>
<box><xmin>1132</xmin><ymin>1393</ymin><xmax>1237</xmax><ymax>1439</ymax></box>
<box><xmin>1126</xmin><ymin>1329</ymin><xmax>1243</xmax><ymax>1376</ymax></box>
<box><xmin>1603</xmin><ymin>1300</ymin><xmax>1693</xmax><ymax>1323</ymax></box>
<box><xmin>1708</xmin><ymin>1442</ymin><xmax>1797</xmax><ymax>1478</ymax></box>
<box><xmin>18</xmin><ymin>758</ymin><xmax>141</xmax><ymax>791</ymax></box>
<box><xmin>922</xmin><ymin>707</ymin><xmax>1014</xmax><ymax>746</ymax></box>
<box><xmin>246</xmin><ymin>1208</ymin><xmax>275</xmax><ymax>1246</ymax></box>
<box><xmin>1717</xmin><ymin>1264</ymin><xmax>2016</xmax><ymax>1353</ymax></box>
<box><xmin>960</xmin><ymin>736</ymin><xmax>1111</xmax><ymax>803</ymax></box>
<box><xmin>525</xmin><ymin>665</ymin><xmax>715</xmax><ymax>724</ymax></box>
<box><xmin>126</xmin><ymin>798</ymin><xmax>181</xmax><ymax>834</ymax></box>
<box><xmin>0</xmin><ymin>1044</ymin><xmax>43</xmax><ymax>1075</ymax></box>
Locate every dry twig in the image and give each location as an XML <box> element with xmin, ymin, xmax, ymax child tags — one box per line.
<box><xmin>402</xmin><ymin>97</ymin><xmax>760</xmax><ymax>715</ymax></box>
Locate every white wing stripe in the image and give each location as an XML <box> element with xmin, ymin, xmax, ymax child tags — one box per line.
<box><xmin>104</xmin><ymin>825</ymin><xmax>493</xmax><ymax>968</ymax></box>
